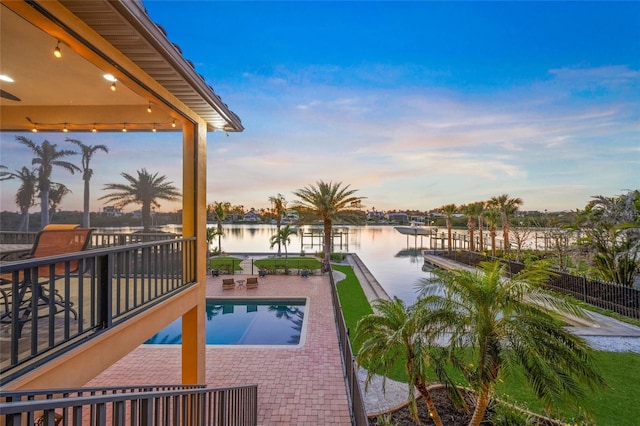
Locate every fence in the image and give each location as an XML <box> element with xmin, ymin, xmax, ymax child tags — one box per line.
<box><xmin>327</xmin><ymin>264</ymin><xmax>369</xmax><ymax>426</ymax></box>
<box><xmin>440</xmin><ymin>250</ymin><xmax>640</xmax><ymax>320</ymax></box>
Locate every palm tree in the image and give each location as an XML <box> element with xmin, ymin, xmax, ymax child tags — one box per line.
<box><xmin>268</xmin><ymin>193</ymin><xmax>287</xmax><ymax>256</ymax></box>
<box><xmin>99</xmin><ymin>169</ymin><xmax>180</xmax><ymax>231</ymax></box>
<box><xmin>269</xmin><ymin>224</ymin><xmax>296</xmax><ymax>264</ymax></box>
<box><xmin>17</xmin><ymin>136</ymin><xmax>80</xmax><ymax>228</ymax></box>
<box><xmin>48</xmin><ymin>182</ymin><xmax>71</xmax><ymax>222</ymax></box>
<box><xmin>460</xmin><ymin>202</ymin><xmax>484</xmax><ymax>252</ymax></box>
<box><xmin>66</xmin><ymin>138</ymin><xmax>109</xmax><ymax>228</ymax></box>
<box><xmin>488</xmin><ymin>193</ymin><xmax>523</xmax><ymax>252</ymax></box>
<box><xmin>483</xmin><ymin>208</ymin><xmax>500</xmax><ymax>256</ymax></box>
<box><xmin>355</xmin><ymin>297</ymin><xmax>460</xmax><ymax>426</ymax></box>
<box><xmin>0</xmin><ymin>166</ymin><xmax>38</xmax><ymax>231</ymax></box>
<box><xmin>475</xmin><ymin>201</ymin><xmax>487</xmax><ymax>252</ymax></box>
<box><xmin>293</xmin><ymin>181</ymin><xmax>365</xmax><ymax>270</ymax></box>
<box><xmin>417</xmin><ymin>261</ymin><xmax>605</xmax><ymax>426</ymax></box>
<box><xmin>437</xmin><ymin>204</ymin><xmax>458</xmax><ymax>254</ymax></box>
<box><xmin>208</xmin><ymin>201</ymin><xmax>230</xmax><ymax>254</ymax></box>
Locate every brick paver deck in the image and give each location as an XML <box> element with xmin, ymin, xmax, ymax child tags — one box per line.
<box><xmin>86</xmin><ymin>273</ymin><xmax>352</xmax><ymax>425</ymax></box>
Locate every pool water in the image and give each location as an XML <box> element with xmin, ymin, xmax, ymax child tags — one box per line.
<box><xmin>145</xmin><ymin>299</ymin><xmax>306</xmax><ymax>345</ymax></box>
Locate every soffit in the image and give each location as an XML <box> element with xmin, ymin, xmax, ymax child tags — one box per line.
<box><xmin>0</xmin><ymin>0</ymin><xmax>242</xmax><ymax>133</ymax></box>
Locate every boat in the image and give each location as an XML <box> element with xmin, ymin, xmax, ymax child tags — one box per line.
<box><xmin>394</xmin><ymin>223</ymin><xmax>431</xmax><ymax>236</ymax></box>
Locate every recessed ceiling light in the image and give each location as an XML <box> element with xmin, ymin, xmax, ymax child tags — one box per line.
<box><xmin>0</xmin><ymin>75</ymin><xmax>15</xmax><ymax>83</ymax></box>
<box><xmin>103</xmin><ymin>74</ymin><xmax>117</xmax><ymax>82</ymax></box>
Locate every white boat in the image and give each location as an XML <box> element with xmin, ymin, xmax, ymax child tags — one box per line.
<box><xmin>394</xmin><ymin>224</ymin><xmax>431</xmax><ymax>236</ymax></box>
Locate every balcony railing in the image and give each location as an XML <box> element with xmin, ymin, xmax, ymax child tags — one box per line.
<box><xmin>0</xmin><ymin>383</ymin><xmax>258</xmax><ymax>425</ymax></box>
<box><xmin>0</xmin><ymin>238</ymin><xmax>197</xmax><ymax>384</ymax></box>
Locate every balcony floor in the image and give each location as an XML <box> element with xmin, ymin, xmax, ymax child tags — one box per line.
<box><xmin>85</xmin><ymin>272</ymin><xmax>353</xmax><ymax>425</ymax></box>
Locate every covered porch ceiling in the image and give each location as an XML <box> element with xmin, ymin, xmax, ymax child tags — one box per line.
<box><xmin>0</xmin><ymin>0</ymin><xmax>243</xmax><ymax>134</ymax></box>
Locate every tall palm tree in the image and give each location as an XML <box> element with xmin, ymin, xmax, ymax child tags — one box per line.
<box><xmin>269</xmin><ymin>224</ymin><xmax>296</xmax><ymax>263</ymax></box>
<box><xmin>293</xmin><ymin>181</ymin><xmax>365</xmax><ymax>270</ymax></box>
<box><xmin>48</xmin><ymin>182</ymin><xmax>71</xmax><ymax>222</ymax></box>
<box><xmin>208</xmin><ymin>201</ymin><xmax>231</xmax><ymax>254</ymax></box>
<box><xmin>0</xmin><ymin>166</ymin><xmax>38</xmax><ymax>231</ymax></box>
<box><xmin>488</xmin><ymin>193</ymin><xmax>523</xmax><ymax>252</ymax></box>
<box><xmin>355</xmin><ymin>297</ymin><xmax>461</xmax><ymax>426</ymax></box>
<box><xmin>417</xmin><ymin>261</ymin><xmax>605</xmax><ymax>426</ymax></box>
<box><xmin>437</xmin><ymin>204</ymin><xmax>458</xmax><ymax>254</ymax></box>
<box><xmin>17</xmin><ymin>136</ymin><xmax>80</xmax><ymax>228</ymax></box>
<box><xmin>483</xmin><ymin>208</ymin><xmax>500</xmax><ymax>256</ymax></box>
<box><xmin>460</xmin><ymin>202</ymin><xmax>484</xmax><ymax>252</ymax></box>
<box><xmin>66</xmin><ymin>138</ymin><xmax>109</xmax><ymax>228</ymax></box>
<box><xmin>268</xmin><ymin>193</ymin><xmax>287</xmax><ymax>256</ymax></box>
<box><xmin>99</xmin><ymin>169</ymin><xmax>180</xmax><ymax>232</ymax></box>
<box><xmin>475</xmin><ymin>201</ymin><xmax>487</xmax><ymax>252</ymax></box>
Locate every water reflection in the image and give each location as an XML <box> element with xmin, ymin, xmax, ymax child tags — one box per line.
<box><xmin>208</xmin><ymin>224</ymin><xmax>439</xmax><ymax>305</ymax></box>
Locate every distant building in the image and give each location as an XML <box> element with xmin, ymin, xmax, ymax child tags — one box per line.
<box><xmin>367</xmin><ymin>211</ymin><xmax>385</xmax><ymax>221</ymax></box>
<box><xmin>102</xmin><ymin>206</ymin><xmax>122</xmax><ymax>217</ymax></box>
<box><xmin>243</xmin><ymin>209</ymin><xmax>261</xmax><ymax>222</ymax></box>
<box><xmin>386</xmin><ymin>212</ymin><xmax>409</xmax><ymax>224</ymax></box>
<box><xmin>282</xmin><ymin>210</ymin><xmax>299</xmax><ymax>223</ymax></box>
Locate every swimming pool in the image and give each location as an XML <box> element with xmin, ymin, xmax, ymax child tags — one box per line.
<box><xmin>145</xmin><ymin>299</ymin><xmax>307</xmax><ymax>346</ymax></box>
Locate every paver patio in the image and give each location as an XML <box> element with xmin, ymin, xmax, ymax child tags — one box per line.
<box><xmin>86</xmin><ymin>272</ymin><xmax>352</xmax><ymax>425</ymax></box>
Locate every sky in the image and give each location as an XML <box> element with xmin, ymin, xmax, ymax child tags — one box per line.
<box><xmin>1</xmin><ymin>1</ymin><xmax>639</xmax><ymax>215</ymax></box>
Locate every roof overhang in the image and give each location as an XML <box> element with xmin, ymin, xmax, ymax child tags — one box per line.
<box><xmin>0</xmin><ymin>0</ymin><xmax>243</xmax><ymax>133</ymax></box>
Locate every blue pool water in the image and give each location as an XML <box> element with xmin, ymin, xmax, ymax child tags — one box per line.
<box><xmin>145</xmin><ymin>299</ymin><xmax>306</xmax><ymax>345</ymax></box>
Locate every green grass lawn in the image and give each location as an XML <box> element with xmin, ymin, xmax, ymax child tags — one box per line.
<box><xmin>333</xmin><ymin>263</ymin><xmax>640</xmax><ymax>425</ymax></box>
<box><xmin>209</xmin><ymin>256</ymin><xmax>243</xmax><ymax>272</ymax></box>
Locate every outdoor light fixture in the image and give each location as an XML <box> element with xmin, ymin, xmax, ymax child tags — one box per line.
<box><xmin>147</xmin><ymin>102</ymin><xmax>152</xmax><ymax>113</ymax></box>
<box><xmin>25</xmin><ymin>117</ymin><xmax>179</xmax><ymax>132</ymax></box>
<box><xmin>53</xmin><ymin>40</ymin><xmax>62</xmax><ymax>58</ymax></box>
<box><xmin>104</xmin><ymin>74</ymin><xmax>117</xmax><ymax>91</ymax></box>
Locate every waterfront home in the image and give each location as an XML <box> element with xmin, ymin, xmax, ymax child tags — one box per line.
<box><xmin>0</xmin><ymin>0</ymin><xmax>246</xmax><ymax>416</ymax></box>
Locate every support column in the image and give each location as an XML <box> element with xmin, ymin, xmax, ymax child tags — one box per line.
<box><xmin>181</xmin><ymin>120</ymin><xmax>207</xmax><ymax>384</ymax></box>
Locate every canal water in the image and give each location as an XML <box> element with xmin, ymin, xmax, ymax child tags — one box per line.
<box><xmin>210</xmin><ymin>224</ymin><xmax>439</xmax><ymax>305</ymax></box>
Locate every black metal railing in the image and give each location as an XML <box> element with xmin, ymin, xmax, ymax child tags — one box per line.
<box><xmin>0</xmin><ymin>238</ymin><xmax>196</xmax><ymax>384</ymax></box>
<box><xmin>440</xmin><ymin>250</ymin><xmax>640</xmax><ymax>319</ymax></box>
<box><xmin>0</xmin><ymin>383</ymin><xmax>257</xmax><ymax>425</ymax></box>
<box><xmin>0</xmin><ymin>231</ymin><xmax>180</xmax><ymax>248</ymax></box>
<box><xmin>327</xmin><ymin>263</ymin><xmax>369</xmax><ymax>426</ymax></box>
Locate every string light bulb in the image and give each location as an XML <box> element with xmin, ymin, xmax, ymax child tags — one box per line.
<box><xmin>122</xmin><ymin>123</ymin><xmax>127</xmax><ymax>132</ymax></box>
<box><xmin>152</xmin><ymin>123</ymin><xmax>157</xmax><ymax>132</ymax></box>
<box><xmin>171</xmin><ymin>119</ymin><xmax>176</xmax><ymax>128</ymax></box>
<box><xmin>147</xmin><ymin>102</ymin><xmax>152</xmax><ymax>113</ymax></box>
<box><xmin>62</xmin><ymin>123</ymin><xmax>69</xmax><ymax>132</ymax></box>
<box><xmin>92</xmin><ymin>124</ymin><xmax>97</xmax><ymax>133</ymax></box>
<box><xmin>32</xmin><ymin>124</ymin><xmax>38</xmax><ymax>133</ymax></box>
<box><xmin>53</xmin><ymin>40</ymin><xmax>62</xmax><ymax>58</ymax></box>
<box><xmin>111</xmin><ymin>81</ymin><xmax>117</xmax><ymax>91</ymax></box>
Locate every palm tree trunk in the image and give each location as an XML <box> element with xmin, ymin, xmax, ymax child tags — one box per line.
<box><xmin>18</xmin><ymin>209</ymin><xmax>29</xmax><ymax>231</ymax></box>
<box><xmin>478</xmin><ymin>217</ymin><xmax>484</xmax><ymax>251</ymax></box>
<box><xmin>40</xmin><ymin>189</ymin><xmax>50</xmax><ymax>228</ymax></box>
<box><xmin>469</xmin><ymin>387</ymin><xmax>490</xmax><ymax>426</ymax></box>
<box><xmin>323</xmin><ymin>219</ymin><xmax>331</xmax><ymax>271</ymax></box>
<box><xmin>414</xmin><ymin>381</ymin><xmax>444</xmax><ymax>426</ymax></box>
<box><xmin>83</xmin><ymin>178</ymin><xmax>90</xmax><ymax>228</ymax></box>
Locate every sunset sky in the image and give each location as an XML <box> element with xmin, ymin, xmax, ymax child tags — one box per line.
<box><xmin>1</xmin><ymin>1</ymin><xmax>638</xmax><ymax>214</ymax></box>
